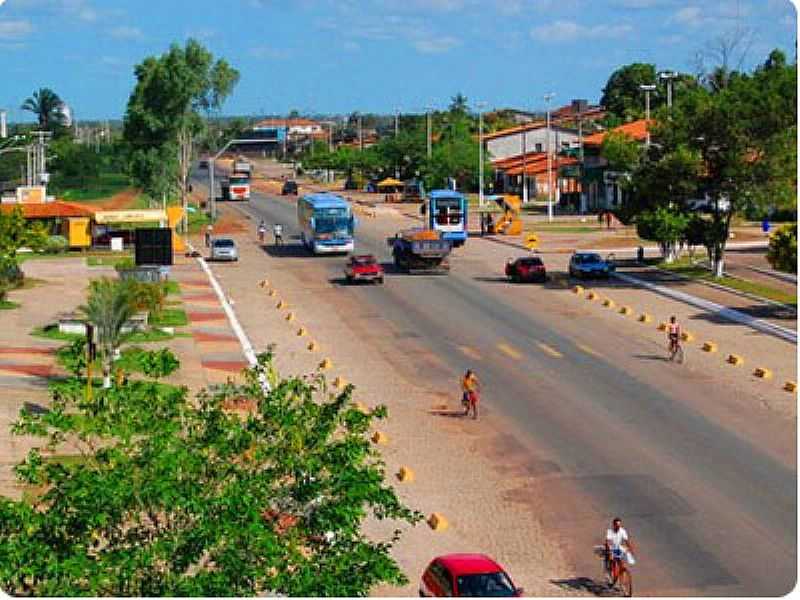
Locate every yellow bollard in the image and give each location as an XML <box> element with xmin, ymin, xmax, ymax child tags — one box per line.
<box><xmin>371</xmin><ymin>431</ymin><xmax>388</xmax><ymax>445</ymax></box>
<box><xmin>285</xmin><ymin>312</ymin><xmax>295</xmax><ymax>322</ymax></box>
<box><xmin>702</xmin><ymin>342</ymin><xmax>718</xmax><ymax>353</ymax></box>
<box><xmin>333</xmin><ymin>376</ymin><xmax>346</xmax><ymax>388</ymax></box>
<box><xmin>268</xmin><ymin>289</ymin><xmax>276</xmax><ymax>297</ymax></box>
<box><xmin>396</xmin><ymin>466</ymin><xmax>415</xmax><ymax>482</ymax></box>
<box><xmin>727</xmin><ymin>354</ymin><xmax>744</xmax><ymax>366</ymax></box>
<box><xmin>753</xmin><ymin>367</ymin><xmax>773</xmax><ymax>379</ymax></box>
<box><xmin>783</xmin><ymin>381</ymin><xmax>796</xmax><ymax>393</ymax></box>
<box><xmin>681</xmin><ymin>331</ymin><xmax>694</xmax><ymax>342</ymax></box>
<box><xmin>586</xmin><ymin>291</ymin><xmax>599</xmax><ymax>301</ymax></box>
<box><xmin>307</xmin><ymin>341</ymin><xmax>318</xmax><ymax>351</ymax></box>
<box><xmin>572</xmin><ymin>285</ymin><xmax>584</xmax><ymax>295</ymax></box>
<box><xmin>619</xmin><ymin>306</ymin><xmax>633</xmax><ymax>316</ymax></box>
<box><xmin>427</xmin><ymin>513</ymin><xmax>449</xmax><ymax>531</ymax></box>
<box><xmin>603</xmin><ymin>298</ymin><xmax>615</xmax><ymax>308</ymax></box>
<box><xmin>638</xmin><ymin>313</ymin><xmax>652</xmax><ymax>323</ymax></box>
<box><xmin>319</xmin><ymin>358</ymin><xmax>333</xmax><ymax>370</ymax></box>
<box><xmin>297</xmin><ymin>327</ymin><xmax>307</xmax><ymax>336</ymax></box>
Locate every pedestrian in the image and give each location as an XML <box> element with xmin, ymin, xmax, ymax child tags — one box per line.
<box><xmin>486</xmin><ymin>213</ymin><xmax>494</xmax><ymax>235</ymax></box>
<box><xmin>480</xmin><ymin>213</ymin><xmax>486</xmax><ymax>237</ymax></box>
<box><xmin>205</xmin><ymin>224</ymin><xmax>213</xmax><ymax>247</ymax></box>
<box><xmin>605</xmin><ymin>211</ymin><xmax>612</xmax><ymax>230</ymax></box>
<box><xmin>762</xmin><ymin>216</ymin><xmax>770</xmax><ymax>236</ymax></box>
<box><xmin>461</xmin><ymin>369</ymin><xmax>480</xmax><ymax>420</ymax></box>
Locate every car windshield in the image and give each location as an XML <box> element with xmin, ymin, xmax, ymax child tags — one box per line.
<box><xmin>519</xmin><ymin>258</ymin><xmax>543</xmax><ymax>266</ymax></box>
<box><xmin>456</xmin><ymin>572</ymin><xmax>516</xmax><ymax>597</ymax></box>
<box><xmin>229</xmin><ymin>177</ymin><xmax>248</xmax><ymax>185</ymax></box>
<box><xmin>577</xmin><ymin>254</ymin><xmax>602</xmax><ymax>264</ymax></box>
<box><xmin>353</xmin><ymin>256</ymin><xmax>375</xmax><ymax>265</ymax></box>
<box><xmin>214</xmin><ymin>239</ymin><xmax>235</xmax><ymax>247</ymax></box>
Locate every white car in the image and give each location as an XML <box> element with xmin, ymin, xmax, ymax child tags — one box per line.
<box><xmin>211</xmin><ymin>238</ymin><xmax>238</xmax><ymax>261</ymax></box>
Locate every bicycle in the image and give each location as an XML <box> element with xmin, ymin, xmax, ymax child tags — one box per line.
<box><xmin>594</xmin><ymin>546</ymin><xmax>633</xmax><ymax>597</ymax></box>
<box><xmin>258</xmin><ymin>227</ymin><xmax>266</xmax><ymax>243</ymax></box>
<box><xmin>668</xmin><ymin>336</ymin><xmax>684</xmax><ymax>364</ymax></box>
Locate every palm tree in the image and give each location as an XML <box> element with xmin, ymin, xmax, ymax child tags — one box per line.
<box><xmin>80</xmin><ymin>279</ymin><xmax>134</xmax><ymax>389</ymax></box>
<box><xmin>20</xmin><ymin>88</ymin><xmax>63</xmax><ymax>130</ymax></box>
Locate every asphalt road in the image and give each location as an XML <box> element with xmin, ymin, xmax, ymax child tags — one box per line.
<box><xmin>219</xmin><ymin>188</ymin><xmax>796</xmax><ymax>597</ymax></box>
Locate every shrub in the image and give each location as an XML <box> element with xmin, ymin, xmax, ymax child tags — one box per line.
<box><xmin>44</xmin><ymin>235</ymin><xmax>69</xmax><ymax>254</ymax></box>
<box><xmin>113</xmin><ymin>257</ymin><xmax>136</xmax><ymax>272</ymax></box>
<box><xmin>636</xmin><ymin>208</ymin><xmax>689</xmax><ymax>261</ymax></box>
<box><xmin>767</xmin><ymin>223</ymin><xmax>797</xmax><ymax>274</ymax></box>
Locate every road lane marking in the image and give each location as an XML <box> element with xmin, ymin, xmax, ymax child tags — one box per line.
<box><xmin>537</xmin><ymin>342</ymin><xmax>564</xmax><ymax>358</ymax></box>
<box><xmin>577</xmin><ymin>343</ymin><xmax>601</xmax><ymax>358</ymax></box>
<box><xmin>458</xmin><ymin>345</ymin><xmax>482</xmax><ymax>361</ymax></box>
<box><xmin>497</xmin><ymin>342</ymin><xmax>523</xmax><ymax>360</ymax></box>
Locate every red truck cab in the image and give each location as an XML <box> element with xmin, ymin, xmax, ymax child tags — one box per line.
<box><xmin>344</xmin><ymin>254</ymin><xmax>384</xmax><ymax>284</ymax></box>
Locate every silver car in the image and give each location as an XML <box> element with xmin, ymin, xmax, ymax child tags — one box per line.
<box><xmin>210</xmin><ymin>238</ymin><xmax>238</xmax><ymax>261</ymax></box>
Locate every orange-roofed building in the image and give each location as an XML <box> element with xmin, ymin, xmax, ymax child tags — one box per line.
<box><xmin>583</xmin><ymin>119</ymin><xmax>653</xmax><ymax>146</ymax></box>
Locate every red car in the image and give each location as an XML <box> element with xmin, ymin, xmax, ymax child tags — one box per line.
<box><xmin>505</xmin><ymin>256</ymin><xmax>546</xmax><ymax>283</ymax></box>
<box><xmin>420</xmin><ymin>554</ymin><xmax>522</xmax><ymax>597</ymax></box>
<box><xmin>344</xmin><ymin>254</ymin><xmax>384</xmax><ymax>284</ymax></box>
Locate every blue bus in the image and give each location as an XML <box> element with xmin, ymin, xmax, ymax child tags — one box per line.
<box><xmin>297</xmin><ymin>193</ymin><xmax>356</xmax><ymax>254</ymax></box>
<box><xmin>427</xmin><ymin>190</ymin><xmax>468</xmax><ymax>247</ymax></box>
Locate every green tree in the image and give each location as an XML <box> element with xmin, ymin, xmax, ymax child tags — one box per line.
<box><xmin>600</xmin><ymin>131</ymin><xmax>643</xmax><ymax>172</ymax></box>
<box><xmin>767</xmin><ymin>223</ymin><xmax>797</xmax><ymax>273</ymax></box>
<box><xmin>20</xmin><ymin>88</ymin><xmax>64</xmax><ymax>131</ymax></box>
<box><xmin>600</xmin><ymin>63</ymin><xmax>659</xmax><ymax>120</ymax></box>
<box><xmin>80</xmin><ymin>279</ymin><xmax>134</xmax><ymax>389</ymax></box>
<box><xmin>636</xmin><ymin>207</ymin><xmax>689</xmax><ymax>262</ymax></box>
<box><xmin>0</xmin><ymin>206</ymin><xmax>48</xmax><ymax>259</ymax></box>
<box><xmin>0</xmin><ymin>352</ymin><xmax>421</xmax><ymax>596</ymax></box>
<box><xmin>123</xmin><ymin>39</ymin><xmax>240</xmax><ymax>223</ymax></box>
<box><xmin>138</xmin><ymin>348</ymin><xmax>180</xmax><ymax>380</ymax></box>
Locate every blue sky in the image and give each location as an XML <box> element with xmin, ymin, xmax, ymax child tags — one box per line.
<box><xmin>0</xmin><ymin>0</ymin><xmax>796</xmax><ymax>121</ymax></box>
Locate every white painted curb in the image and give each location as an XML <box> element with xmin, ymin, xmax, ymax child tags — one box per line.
<box><xmin>613</xmin><ymin>271</ymin><xmax>797</xmax><ymax>345</ymax></box>
<box><xmin>190</xmin><ymin>244</ymin><xmax>271</xmax><ymax>391</ymax></box>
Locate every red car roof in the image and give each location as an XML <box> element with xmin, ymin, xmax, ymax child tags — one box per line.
<box><xmin>436</xmin><ymin>554</ymin><xmax>504</xmax><ymax>575</ymax></box>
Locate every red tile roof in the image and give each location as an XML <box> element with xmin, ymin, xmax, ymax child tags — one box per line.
<box><xmin>0</xmin><ymin>201</ymin><xmax>95</xmax><ymax>219</ymax></box>
<box><xmin>491</xmin><ymin>151</ymin><xmax>578</xmax><ymax>176</ymax></box>
<box><xmin>253</xmin><ymin>118</ymin><xmax>321</xmax><ymax>128</ymax></box>
<box><xmin>483</xmin><ymin>121</ymin><xmax>547</xmax><ymax>141</ymax></box>
<box><xmin>583</xmin><ymin>119</ymin><xmax>652</xmax><ymax>146</ymax></box>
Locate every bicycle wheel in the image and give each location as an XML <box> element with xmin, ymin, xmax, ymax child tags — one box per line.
<box><xmin>619</xmin><ymin>569</ymin><xmax>633</xmax><ymax>597</ymax></box>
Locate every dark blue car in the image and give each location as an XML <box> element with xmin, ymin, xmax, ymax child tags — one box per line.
<box><xmin>568</xmin><ymin>252</ymin><xmax>615</xmax><ymax>279</ymax></box>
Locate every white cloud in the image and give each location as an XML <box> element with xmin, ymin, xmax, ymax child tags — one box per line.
<box><xmin>670</xmin><ymin>5</ymin><xmax>703</xmax><ymax>26</ymax></box>
<box><xmin>412</xmin><ymin>35</ymin><xmax>461</xmax><ymax>53</ymax></box>
<box><xmin>249</xmin><ymin>45</ymin><xmax>291</xmax><ymax>60</ymax></box>
<box><xmin>109</xmin><ymin>26</ymin><xmax>143</xmax><ymax>40</ymax></box>
<box><xmin>0</xmin><ymin>19</ymin><xmax>33</xmax><ymax>40</ymax></box>
<box><xmin>530</xmin><ymin>20</ymin><xmax>633</xmax><ymax>42</ymax></box>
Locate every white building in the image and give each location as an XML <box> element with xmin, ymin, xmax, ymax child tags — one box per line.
<box><xmin>485</xmin><ymin>122</ymin><xmax>581</xmax><ymax>163</ymax></box>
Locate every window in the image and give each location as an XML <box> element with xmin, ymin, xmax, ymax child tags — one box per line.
<box><xmin>456</xmin><ymin>572</ymin><xmax>516</xmax><ymax>597</ymax></box>
<box><xmin>535</xmin><ymin>143</ymin><xmax>543</xmax><ymax>152</ymax></box>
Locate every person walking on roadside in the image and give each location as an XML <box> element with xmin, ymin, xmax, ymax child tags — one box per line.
<box><xmin>258</xmin><ymin>219</ymin><xmax>267</xmax><ymax>243</ymax></box>
<box><xmin>273</xmin><ymin>223</ymin><xmax>284</xmax><ymax>246</ymax></box>
<box><xmin>461</xmin><ymin>369</ymin><xmax>481</xmax><ymax>420</ymax></box>
<box><xmin>205</xmin><ymin>224</ymin><xmax>214</xmax><ymax>247</ymax></box>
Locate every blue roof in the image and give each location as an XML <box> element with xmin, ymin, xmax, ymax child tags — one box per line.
<box><xmin>301</xmin><ymin>193</ymin><xmax>350</xmax><ymax>208</ymax></box>
<box><xmin>429</xmin><ymin>189</ymin><xmax>465</xmax><ymax>199</ymax></box>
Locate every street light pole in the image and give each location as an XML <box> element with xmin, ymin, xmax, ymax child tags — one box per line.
<box><xmin>358</xmin><ymin>115</ymin><xmax>363</xmax><ymax>151</ymax></box>
<box><xmin>521</xmin><ymin>124</ymin><xmax>528</xmax><ymax>204</ymax></box>
<box><xmin>544</xmin><ymin>92</ymin><xmax>555</xmax><ymax>222</ymax></box>
<box><xmin>476</xmin><ymin>101</ymin><xmax>487</xmax><ymax>207</ymax></box>
<box><xmin>659</xmin><ymin>71</ymin><xmax>677</xmax><ymax>109</ymax></box>
<box><xmin>395</xmin><ymin>108</ymin><xmax>400</xmax><ymax>179</ymax></box>
<box><xmin>639</xmin><ymin>83</ymin><xmax>656</xmax><ymax>146</ymax></box>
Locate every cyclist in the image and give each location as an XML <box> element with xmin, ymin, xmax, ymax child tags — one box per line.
<box><xmin>604</xmin><ymin>517</ymin><xmax>635</xmax><ymax>588</ymax></box>
<box><xmin>257</xmin><ymin>220</ymin><xmax>267</xmax><ymax>243</ymax></box>
<box><xmin>273</xmin><ymin>223</ymin><xmax>284</xmax><ymax>246</ymax></box>
<box><xmin>461</xmin><ymin>369</ymin><xmax>480</xmax><ymax>420</ymax></box>
<box><xmin>667</xmin><ymin>315</ymin><xmax>681</xmax><ymax>360</ymax></box>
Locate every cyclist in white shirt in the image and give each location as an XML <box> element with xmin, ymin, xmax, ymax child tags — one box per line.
<box><xmin>604</xmin><ymin>517</ymin><xmax>635</xmax><ymax>586</ymax></box>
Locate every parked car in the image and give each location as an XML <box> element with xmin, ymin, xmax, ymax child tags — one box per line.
<box><xmin>210</xmin><ymin>238</ymin><xmax>238</xmax><ymax>262</ymax></box>
<box><xmin>344</xmin><ymin>254</ymin><xmax>384</xmax><ymax>284</ymax></box>
<box><xmin>281</xmin><ymin>180</ymin><xmax>298</xmax><ymax>195</ymax></box>
<box><xmin>420</xmin><ymin>554</ymin><xmax>522</xmax><ymax>597</ymax></box>
<box><xmin>568</xmin><ymin>252</ymin><xmax>615</xmax><ymax>279</ymax></box>
<box><xmin>505</xmin><ymin>256</ymin><xmax>546</xmax><ymax>283</ymax></box>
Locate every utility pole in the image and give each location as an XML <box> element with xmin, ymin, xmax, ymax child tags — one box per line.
<box><xmin>394</xmin><ymin>108</ymin><xmax>400</xmax><ymax>179</ymax></box>
<box><xmin>544</xmin><ymin>92</ymin><xmax>555</xmax><ymax>222</ymax></box>
<box><xmin>639</xmin><ymin>83</ymin><xmax>656</xmax><ymax>146</ymax></box>
<box><xmin>358</xmin><ymin>114</ymin><xmax>363</xmax><ymax>151</ymax></box>
<box><xmin>426</xmin><ymin>106</ymin><xmax>432</xmax><ymax>159</ymax></box>
<box><xmin>521</xmin><ymin>125</ymin><xmax>528</xmax><ymax>204</ymax></box>
<box><xmin>476</xmin><ymin>101</ymin><xmax>487</xmax><ymax>207</ymax></box>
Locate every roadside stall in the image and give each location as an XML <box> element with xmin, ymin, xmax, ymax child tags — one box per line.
<box><xmin>377</xmin><ymin>177</ymin><xmax>404</xmax><ymax>203</ymax></box>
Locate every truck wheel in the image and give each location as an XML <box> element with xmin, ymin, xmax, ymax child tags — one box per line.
<box><xmin>377</xmin><ymin>277</ymin><xmax>384</xmax><ymax>285</ymax></box>
<box><xmin>346</xmin><ymin>275</ymin><xmax>353</xmax><ymax>284</ymax></box>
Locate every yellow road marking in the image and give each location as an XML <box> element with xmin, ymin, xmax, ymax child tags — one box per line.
<box><xmin>497</xmin><ymin>342</ymin><xmax>523</xmax><ymax>360</ymax></box>
<box><xmin>458</xmin><ymin>345</ymin><xmax>482</xmax><ymax>361</ymax></box>
<box><xmin>577</xmin><ymin>343</ymin><xmax>601</xmax><ymax>358</ymax></box>
<box><xmin>537</xmin><ymin>342</ymin><xmax>563</xmax><ymax>358</ymax></box>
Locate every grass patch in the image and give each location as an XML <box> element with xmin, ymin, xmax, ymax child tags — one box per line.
<box><xmin>163</xmin><ymin>280</ymin><xmax>181</xmax><ymax>296</ymax></box>
<box><xmin>55</xmin><ymin>173</ymin><xmax>131</xmax><ymax>202</ymax></box>
<box><xmin>660</xmin><ymin>258</ymin><xmax>797</xmax><ymax>306</ymax></box>
<box><xmin>86</xmin><ymin>254</ymin><xmax>134</xmax><ymax>267</ymax></box>
<box><xmin>0</xmin><ymin>299</ymin><xmax>20</xmax><ymax>310</ymax></box>
<box><xmin>31</xmin><ymin>325</ymin><xmax>82</xmax><ymax>342</ymax></box>
<box><xmin>187</xmin><ymin>206</ymin><xmax>212</xmax><ymax>234</ymax></box>
<box><xmin>150</xmin><ymin>308</ymin><xmax>188</xmax><ymax>328</ymax></box>
<box><xmin>533</xmin><ymin>225</ymin><xmax>604</xmax><ymax>234</ymax></box>
<box><xmin>122</xmin><ymin>329</ymin><xmax>175</xmax><ymax>343</ymax></box>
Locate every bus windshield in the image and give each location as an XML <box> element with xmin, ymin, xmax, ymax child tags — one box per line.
<box><xmin>434</xmin><ymin>197</ymin><xmax>463</xmax><ymax>225</ymax></box>
<box><xmin>314</xmin><ymin>207</ymin><xmax>351</xmax><ymax>235</ymax></box>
